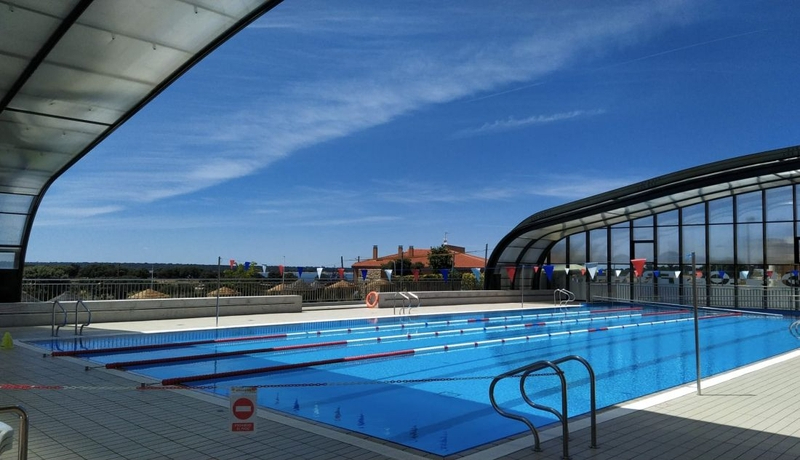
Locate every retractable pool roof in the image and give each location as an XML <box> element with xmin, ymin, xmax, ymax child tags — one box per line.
<box><xmin>0</xmin><ymin>0</ymin><xmax>284</xmax><ymax>302</ymax></box>
<box><xmin>487</xmin><ymin>144</ymin><xmax>800</xmax><ymax>283</ymax></box>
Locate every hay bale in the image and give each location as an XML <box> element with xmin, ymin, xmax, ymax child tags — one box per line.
<box><xmin>207</xmin><ymin>286</ymin><xmax>239</xmax><ymax>297</ymax></box>
<box><xmin>128</xmin><ymin>289</ymin><xmax>170</xmax><ymax>299</ymax></box>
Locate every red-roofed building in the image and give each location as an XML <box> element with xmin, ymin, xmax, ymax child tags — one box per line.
<box><xmin>352</xmin><ymin>244</ymin><xmax>486</xmax><ymax>271</ymax></box>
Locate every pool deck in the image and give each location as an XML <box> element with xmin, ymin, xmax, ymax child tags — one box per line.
<box><xmin>2</xmin><ymin>302</ymin><xmax>800</xmax><ymax>459</ymax></box>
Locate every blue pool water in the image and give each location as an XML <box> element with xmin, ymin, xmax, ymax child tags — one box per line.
<box><xmin>33</xmin><ymin>305</ymin><xmax>800</xmax><ymax>455</ymax></box>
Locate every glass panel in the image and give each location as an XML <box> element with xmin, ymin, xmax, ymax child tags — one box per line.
<box><xmin>766</xmin><ymin>186</ymin><xmax>793</xmax><ymax>222</ymax></box>
<box><xmin>736</xmin><ymin>223</ymin><xmax>763</xmax><ymax>265</ymax></box>
<box><xmin>569</xmin><ymin>233</ymin><xmax>586</xmax><ymax>264</ymax></box>
<box><xmin>708</xmin><ymin>197</ymin><xmax>733</xmax><ymax>224</ymax></box>
<box><xmin>0</xmin><ymin>214</ymin><xmax>26</xmax><ymax>245</ymax></box>
<box><xmin>550</xmin><ymin>239</ymin><xmax>567</xmax><ymax>263</ymax></box>
<box><xmin>657</xmin><ymin>226</ymin><xmax>679</xmax><ymax>263</ymax></box>
<box><xmin>682</xmin><ymin>226</ymin><xmax>706</xmax><ymax>264</ymax></box>
<box><xmin>657</xmin><ymin>210</ymin><xmax>678</xmax><ymax>226</ymax></box>
<box><xmin>0</xmin><ymin>252</ymin><xmax>15</xmax><ymax>269</ymax></box>
<box><xmin>0</xmin><ymin>193</ymin><xmax>33</xmax><ymax>214</ymax></box>
<box><xmin>633</xmin><ymin>226</ymin><xmax>653</xmax><ymax>241</ymax></box>
<box><xmin>610</xmin><ymin>227</ymin><xmax>630</xmax><ymax>264</ymax></box>
<box><xmin>769</xmin><ymin>263</ymin><xmax>796</xmax><ymax>288</ymax></box>
<box><xmin>708</xmin><ymin>224</ymin><xmax>734</xmax><ymax>264</ymax></box>
<box><xmin>766</xmin><ymin>222</ymin><xmax>793</xmax><ymax>265</ymax></box>
<box><xmin>633</xmin><ymin>216</ymin><xmax>653</xmax><ymax>227</ymax></box>
<box><xmin>589</xmin><ymin>229</ymin><xmax>607</xmax><ymax>263</ymax></box>
<box><xmin>736</xmin><ymin>191</ymin><xmax>762</xmax><ymax>223</ymax></box>
<box><xmin>682</xmin><ymin>203</ymin><xmax>705</xmax><ymax>225</ymax></box>
<box><xmin>634</xmin><ymin>242</ymin><xmax>654</xmax><ymax>262</ymax></box>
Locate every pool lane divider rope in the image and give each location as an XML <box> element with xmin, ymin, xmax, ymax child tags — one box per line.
<box><xmin>160</xmin><ymin>312</ymin><xmax>740</xmax><ymax>386</ymax></box>
<box><xmin>51</xmin><ymin>333</ymin><xmax>291</xmax><ymax>357</ymax></box>
<box><xmin>50</xmin><ymin>307</ymin><xmax>642</xmax><ymax>358</ymax></box>
<box><xmin>104</xmin><ymin>309</ymin><xmax>675</xmax><ymax>370</ymax></box>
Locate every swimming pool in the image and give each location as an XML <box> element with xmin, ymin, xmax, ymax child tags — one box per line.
<box><xmin>35</xmin><ymin>304</ymin><xmax>800</xmax><ymax>455</ymax></box>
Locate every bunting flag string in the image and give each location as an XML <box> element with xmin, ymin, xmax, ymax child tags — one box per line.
<box><xmin>543</xmin><ymin>265</ymin><xmax>554</xmax><ymax>282</ymax></box>
<box><xmin>631</xmin><ymin>258</ymin><xmax>646</xmax><ymax>277</ymax></box>
<box><xmin>316</xmin><ymin>267</ymin><xmax>323</xmax><ymax>279</ymax></box>
<box><xmin>505</xmin><ymin>266</ymin><xmax>516</xmax><ymax>282</ymax></box>
<box><xmin>585</xmin><ymin>262</ymin><xmax>597</xmax><ymax>280</ymax></box>
<box><xmin>361</xmin><ymin>269</ymin><xmax>368</xmax><ymax>281</ymax></box>
<box><xmin>338</xmin><ymin>268</ymin><xmax>345</xmax><ymax>279</ymax></box>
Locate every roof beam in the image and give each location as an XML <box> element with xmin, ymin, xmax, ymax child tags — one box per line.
<box><xmin>0</xmin><ymin>0</ymin><xmax>94</xmax><ymax>112</ymax></box>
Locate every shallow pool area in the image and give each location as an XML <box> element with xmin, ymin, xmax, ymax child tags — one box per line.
<box><xmin>33</xmin><ymin>305</ymin><xmax>800</xmax><ymax>455</ymax></box>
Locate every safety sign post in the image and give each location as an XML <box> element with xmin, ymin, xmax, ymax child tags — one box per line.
<box><xmin>230</xmin><ymin>386</ymin><xmax>257</xmax><ymax>433</ymax></box>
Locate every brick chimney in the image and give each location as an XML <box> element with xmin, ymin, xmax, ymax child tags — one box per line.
<box><xmin>398</xmin><ymin>245</ymin><xmax>403</xmax><ymax>258</ymax></box>
<box><xmin>409</xmin><ymin>246</ymin><xmax>415</xmax><ymax>257</ymax></box>
<box><xmin>373</xmin><ymin>245</ymin><xmax>378</xmax><ymax>260</ymax></box>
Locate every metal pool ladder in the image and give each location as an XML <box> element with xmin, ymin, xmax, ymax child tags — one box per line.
<box><xmin>51</xmin><ymin>300</ymin><xmax>92</xmax><ymax>336</ymax></box>
<box><xmin>489</xmin><ymin>355</ymin><xmax>597</xmax><ymax>460</ymax></box>
<box><xmin>790</xmin><ymin>319</ymin><xmax>800</xmax><ymax>338</ymax></box>
<box><xmin>0</xmin><ymin>405</ymin><xmax>29</xmax><ymax>460</ymax></box>
<box><xmin>554</xmin><ymin>288</ymin><xmax>576</xmax><ymax>308</ymax></box>
<box><xmin>392</xmin><ymin>291</ymin><xmax>420</xmax><ymax>315</ymax></box>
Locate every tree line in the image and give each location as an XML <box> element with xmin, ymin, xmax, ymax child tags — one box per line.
<box><xmin>23</xmin><ymin>263</ymin><xmax>220</xmax><ymax>279</ymax></box>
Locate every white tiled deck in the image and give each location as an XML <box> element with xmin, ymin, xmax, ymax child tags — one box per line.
<box><xmin>1</xmin><ymin>302</ymin><xmax>799</xmax><ymax>459</ymax></box>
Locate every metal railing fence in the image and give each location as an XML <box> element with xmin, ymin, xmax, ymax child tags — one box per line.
<box><xmin>589</xmin><ymin>282</ymin><xmax>800</xmax><ymax>311</ymax></box>
<box><xmin>21</xmin><ymin>278</ymin><xmax>467</xmax><ymax>303</ymax></box>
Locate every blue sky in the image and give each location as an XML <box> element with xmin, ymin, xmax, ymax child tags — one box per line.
<box><xmin>26</xmin><ymin>0</ymin><xmax>800</xmax><ymax>267</ymax></box>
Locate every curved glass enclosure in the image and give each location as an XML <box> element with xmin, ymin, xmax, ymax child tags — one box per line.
<box><xmin>486</xmin><ymin>145</ymin><xmax>800</xmax><ymax>310</ymax></box>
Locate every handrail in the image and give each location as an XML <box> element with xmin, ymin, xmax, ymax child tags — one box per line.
<box><xmin>51</xmin><ymin>301</ymin><xmax>67</xmax><ymax>337</ymax></box>
<box><xmin>0</xmin><ymin>405</ymin><xmax>28</xmax><ymax>460</ymax></box>
<box><xmin>51</xmin><ymin>300</ymin><xmax>91</xmax><ymax>336</ymax></box>
<box><xmin>790</xmin><ymin>319</ymin><xmax>800</xmax><ymax>338</ymax></box>
<box><xmin>75</xmin><ymin>300</ymin><xmax>91</xmax><ymax>336</ymax></box>
<box><xmin>407</xmin><ymin>291</ymin><xmax>420</xmax><ymax>309</ymax></box>
<box><xmin>393</xmin><ymin>292</ymin><xmax>410</xmax><ymax>315</ymax></box>
<box><xmin>554</xmin><ymin>289</ymin><xmax>575</xmax><ymax>307</ymax></box>
<box><xmin>489</xmin><ymin>355</ymin><xmax>597</xmax><ymax>459</ymax></box>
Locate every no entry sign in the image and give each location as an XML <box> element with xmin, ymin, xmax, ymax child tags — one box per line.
<box><xmin>230</xmin><ymin>387</ymin><xmax>257</xmax><ymax>432</ymax></box>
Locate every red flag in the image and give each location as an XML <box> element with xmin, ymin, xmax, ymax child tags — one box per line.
<box><xmin>631</xmin><ymin>258</ymin><xmax>646</xmax><ymax>277</ymax></box>
<box><xmin>412</xmin><ymin>269</ymin><xmax>420</xmax><ymax>281</ymax></box>
<box><xmin>505</xmin><ymin>266</ymin><xmax>517</xmax><ymax>281</ymax></box>
<box><xmin>229</xmin><ymin>259</ymin><xmax>235</xmax><ymax>269</ymax></box>
<box><xmin>338</xmin><ymin>267</ymin><xmax>345</xmax><ymax>279</ymax></box>
<box><xmin>533</xmin><ymin>266</ymin><xmax>540</xmax><ymax>273</ymax></box>
<box><xmin>278</xmin><ymin>265</ymin><xmax>284</xmax><ymax>276</ymax></box>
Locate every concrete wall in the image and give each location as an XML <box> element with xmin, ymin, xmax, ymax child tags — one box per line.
<box><xmin>0</xmin><ymin>290</ymin><xmax>559</xmax><ymax>327</ymax></box>
<box><xmin>0</xmin><ymin>295</ymin><xmax>302</xmax><ymax>327</ymax></box>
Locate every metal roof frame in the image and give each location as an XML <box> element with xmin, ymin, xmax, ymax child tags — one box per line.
<box><xmin>486</xmin><ymin>144</ymin><xmax>800</xmax><ymax>286</ymax></box>
<box><xmin>0</xmin><ymin>0</ymin><xmax>284</xmax><ymax>302</ymax></box>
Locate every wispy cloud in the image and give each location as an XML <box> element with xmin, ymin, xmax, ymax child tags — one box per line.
<box><xmin>455</xmin><ymin>109</ymin><xmax>606</xmax><ymax>138</ymax></box>
<box><xmin>37</xmin><ymin>0</ymin><xmax>698</xmax><ymax>225</ymax></box>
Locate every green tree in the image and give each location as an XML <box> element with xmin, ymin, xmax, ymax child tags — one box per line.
<box><xmin>380</xmin><ymin>258</ymin><xmax>413</xmax><ymax>274</ymax></box>
<box><xmin>427</xmin><ymin>245</ymin><xmax>453</xmax><ymax>270</ymax></box>
<box><xmin>24</xmin><ymin>264</ymin><xmax>70</xmax><ymax>279</ymax></box>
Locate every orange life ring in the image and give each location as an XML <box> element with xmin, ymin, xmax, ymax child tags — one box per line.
<box><xmin>365</xmin><ymin>291</ymin><xmax>379</xmax><ymax>308</ymax></box>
